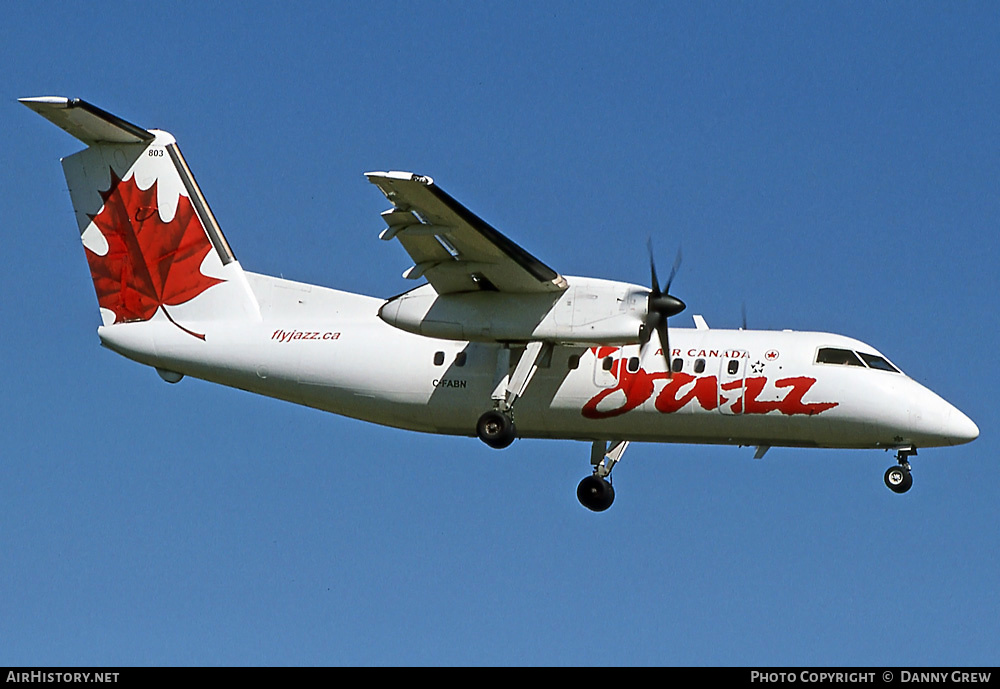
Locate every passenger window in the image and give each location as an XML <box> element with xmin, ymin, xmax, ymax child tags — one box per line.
<box><xmin>433</xmin><ymin>351</ymin><xmax>445</xmax><ymax>366</ymax></box>
<box><xmin>727</xmin><ymin>359</ymin><xmax>740</xmax><ymax>375</ymax></box>
<box><xmin>626</xmin><ymin>356</ymin><xmax>640</xmax><ymax>374</ymax></box>
<box><xmin>671</xmin><ymin>358</ymin><xmax>683</xmax><ymax>373</ymax></box>
<box><xmin>816</xmin><ymin>347</ymin><xmax>865</xmax><ymax>367</ymax></box>
<box><xmin>568</xmin><ymin>354</ymin><xmax>580</xmax><ymax>370</ymax></box>
<box><xmin>455</xmin><ymin>352</ymin><xmax>467</xmax><ymax>367</ymax></box>
<box><xmin>694</xmin><ymin>358</ymin><xmax>706</xmax><ymax>374</ymax></box>
<box><xmin>602</xmin><ymin>356</ymin><xmax>614</xmax><ymax>372</ymax></box>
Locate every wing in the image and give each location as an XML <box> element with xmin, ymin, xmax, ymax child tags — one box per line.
<box><xmin>366</xmin><ymin>171</ymin><xmax>567</xmax><ymax>295</ymax></box>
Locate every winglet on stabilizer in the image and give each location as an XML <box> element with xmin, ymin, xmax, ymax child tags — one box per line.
<box><xmin>19</xmin><ymin>96</ymin><xmax>154</xmax><ymax>146</ymax></box>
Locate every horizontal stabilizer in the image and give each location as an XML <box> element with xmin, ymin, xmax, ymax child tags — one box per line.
<box><xmin>19</xmin><ymin>97</ymin><xmax>154</xmax><ymax>146</ymax></box>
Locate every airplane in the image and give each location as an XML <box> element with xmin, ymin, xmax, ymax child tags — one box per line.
<box><xmin>21</xmin><ymin>96</ymin><xmax>979</xmax><ymax>512</ymax></box>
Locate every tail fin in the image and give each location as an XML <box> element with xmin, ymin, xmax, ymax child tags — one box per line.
<box><xmin>21</xmin><ymin>97</ymin><xmax>259</xmax><ymax>336</ymax></box>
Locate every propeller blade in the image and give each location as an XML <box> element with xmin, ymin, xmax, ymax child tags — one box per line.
<box><xmin>643</xmin><ymin>242</ymin><xmax>686</xmax><ymax>378</ymax></box>
<box><xmin>656</xmin><ymin>320</ymin><xmax>672</xmax><ymax>378</ymax></box>
<box><xmin>647</xmin><ymin>241</ymin><xmax>683</xmax><ymax>294</ymax></box>
<box><xmin>635</xmin><ymin>315</ymin><xmax>669</xmax><ymax>378</ymax></box>
<box><xmin>638</xmin><ymin>323</ymin><xmax>651</xmax><ymax>347</ymax></box>
<box><xmin>664</xmin><ymin>246</ymin><xmax>682</xmax><ymax>294</ymax></box>
<box><xmin>647</xmin><ymin>238</ymin><xmax>661</xmax><ymax>297</ymax></box>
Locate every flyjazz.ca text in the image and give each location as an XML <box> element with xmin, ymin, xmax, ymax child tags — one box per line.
<box><xmin>271</xmin><ymin>329</ymin><xmax>340</xmax><ymax>343</ymax></box>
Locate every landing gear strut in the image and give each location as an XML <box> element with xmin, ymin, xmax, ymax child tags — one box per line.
<box><xmin>884</xmin><ymin>446</ymin><xmax>915</xmax><ymax>494</ymax></box>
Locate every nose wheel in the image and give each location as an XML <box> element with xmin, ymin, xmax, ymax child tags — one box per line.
<box><xmin>884</xmin><ymin>446</ymin><xmax>915</xmax><ymax>494</ymax></box>
<box><xmin>884</xmin><ymin>465</ymin><xmax>913</xmax><ymax>493</ymax></box>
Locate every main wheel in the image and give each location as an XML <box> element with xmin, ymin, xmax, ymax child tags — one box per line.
<box><xmin>577</xmin><ymin>475</ymin><xmax>615</xmax><ymax>512</ymax></box>
<box><xmin>476</xmin><ymin>410</ymin><xmax>516</xmax><ymax>449</ymax></box>
<box><xmin>884</xmin><ymin>465</ymin><xmax>913</xmax><ymax>494</ymax></box>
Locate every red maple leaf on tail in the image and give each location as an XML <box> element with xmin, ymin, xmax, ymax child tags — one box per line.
<box><xmin>85</xmin><ymin>168</ymin><xmax>224</xmax><ymax>339</ymax></box>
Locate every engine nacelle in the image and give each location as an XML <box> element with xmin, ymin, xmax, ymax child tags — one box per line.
<box><xmin>378</xmin><ymin>276</ymin><xmax>649</xmax><ymax>344</ymax></box>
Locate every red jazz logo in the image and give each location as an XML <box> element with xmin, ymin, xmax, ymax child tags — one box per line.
<box><xmin>582</xmin><ymin>347</ymin><xmax>836</xmax><ymax>419</ymax></box>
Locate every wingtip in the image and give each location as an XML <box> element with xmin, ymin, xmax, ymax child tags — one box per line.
<box><xmin>19</xmin><ymin>96</ymin><xmax>70</xmax><ymax>107</ymax></box>
<box><xmin>364</xmin><ymin>170</ymin><xmax>434</xmax><ymax>185</ymax></box>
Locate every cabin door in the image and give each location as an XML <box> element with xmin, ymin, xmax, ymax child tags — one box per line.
<box><xmin>718</xmin><ymin>352</ymin><xmax>747</xmax><ymax>415</ymax></box>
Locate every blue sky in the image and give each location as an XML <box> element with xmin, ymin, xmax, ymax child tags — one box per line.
<box><xmin>2</xmin><ymin>2</ymin><xmax>998</xmax><ymax>666</ymax></box>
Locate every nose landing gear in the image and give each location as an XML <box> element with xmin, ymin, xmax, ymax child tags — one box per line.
<box><xmin>884</xmin><ymin>446</ymin><xmax>915</xmax><ymax>494</ymax></box>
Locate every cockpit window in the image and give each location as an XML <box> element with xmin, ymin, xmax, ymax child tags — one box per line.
<box><xmin>858</xmin><ymin>352</ymin><xmax>901</xmax><ymax>373</ymax></box>
<box><xmin>816</xmin><ymin>347</ymin><xmax>902</xmax><ymax>373</ymax></box>
<box><xmin>816</xmin><ymin>347</ymin><xmax>866</xmax><ymax>367</ymax></box>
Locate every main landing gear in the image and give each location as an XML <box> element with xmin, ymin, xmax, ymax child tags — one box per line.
<box><xmin>577</xmin><ymin>440</ymin><xmax>629</xmax><ymax>512</ymax></box>
<box><xmin>884</xmin><ymin>446</ymin><xmax>916</xmax><ymax>494</ymax></box>
<box><xmin>474</xmin><ymin>342</ymin><xmax>629</xmax><ymax>512</ymax></box>
<box><xmin>476</xmin><ymin>342</ymin><xmax>551</xmax><ymax>451</ymax></box>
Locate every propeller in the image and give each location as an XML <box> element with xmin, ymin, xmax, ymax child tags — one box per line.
<box><xmin>639</xmin><ymin>242</ymin><xmax>686</xmax><ymax>376</ymax></box>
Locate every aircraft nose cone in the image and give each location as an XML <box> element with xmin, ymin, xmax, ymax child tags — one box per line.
<box><xmin>904</xmin><ymin>382</ymin><xmax>979</xmax><ymax>448</ymax></box>
<box><xmin>946</xmin><ymin>407</ymin><xmax>979</xmax><ymax>445</ymax></box>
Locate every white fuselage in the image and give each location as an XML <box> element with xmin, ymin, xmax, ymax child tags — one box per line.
<box><xmin>96</xmin><ymin>270</ymin><xmax>979</xmax><ymax>451</ymax></box>
<box><xmin>19</xmin><ymin>94</ymin><xmax>978</xmax><ymax>510</ymax></box>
